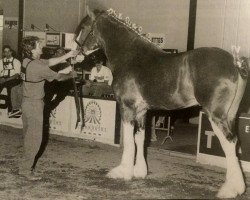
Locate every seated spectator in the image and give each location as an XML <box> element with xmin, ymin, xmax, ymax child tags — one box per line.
<box><xmin>0</xmin><ymin>45</ymin><xmax>22</xmax><ymax>117</ymax></box>
<box><xmin>82</xmin><ymin>59</ymin><xmax>113</xmax><ymax>97</ymax></box>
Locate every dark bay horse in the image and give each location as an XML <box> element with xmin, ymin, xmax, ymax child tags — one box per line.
<box><xmin>76</xmin><ymin>8</ymin><xmax>250</xmax><ymax>198</ymax></box>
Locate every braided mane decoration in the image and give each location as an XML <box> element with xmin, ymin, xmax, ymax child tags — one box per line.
<box><xmin>107</xmin><ymin>8</ymin><xmax>156</xmax><ymax>45</ymax></box>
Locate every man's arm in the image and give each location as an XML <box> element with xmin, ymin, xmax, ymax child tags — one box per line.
<box><xmin>0</xmin><ymin>74</ymin><xmax>20</xmax><ymax>84</ymax></box>
<box><xmin>55</xmin><ymin>71</ymin><xmax>77</xmax><ymax>82</ymax></box>
<box><xmin>48</xmin><ymin>50</ymin><xmax>78</xmax><ymax>67</ymax></box>
<box><xmin>3</xmin><ymin>74</ymin><xmax>19</xmax><ymax>82</ymax></box>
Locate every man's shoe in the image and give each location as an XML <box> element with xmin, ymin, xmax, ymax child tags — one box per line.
<box><xmin>8</xmin><ymin>109</ymin><xmax>22</xmax><ymax>118</ymax></box>
<box><xmin>11</xmin><ymin>114</ymin><xmax>22</xmax><ymax>118</ymax></box>
<box><xmin>19</xmin><ymin>171</ymin><xmax>42</xmax><ymax>181</ymax></box>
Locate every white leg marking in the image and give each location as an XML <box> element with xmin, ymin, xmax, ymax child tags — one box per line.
<box><xmin>209</xmin><ymin>119</ymin><xmax>245</xmax><ymax>198</ymax></box>
<box><xmin>134</xmin><ymin>129</ymin><xmax>147</xmax><ymax>178</ymax></box>
<box><xmin>107</xmin><ymin>122</ymin><xmax>135</xmax><ymax>180</ymax></box>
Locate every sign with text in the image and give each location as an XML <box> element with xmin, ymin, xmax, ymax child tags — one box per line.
<box><xmin>4</xmin><ymin>17</ymin><xmax>18</xmax><ymax>29</ymax></box>
<box><xmin>238</xmin><ymin>113</ymin><xmax>250</xmax><ymax>161</ymax></box>
<box><xmin>46</xmin><ymin>32</ymin><xmax>60</xmax><ymax>47</ymax></box>
<box><xmin>147</xmin><ymin>33</ymin><xmax>166</xmax><ymax>49</ymax></box>
<box><xmin>49</xmin><ymin>96</ymin><xmax>71</xmax><ymax>134</ymax></box>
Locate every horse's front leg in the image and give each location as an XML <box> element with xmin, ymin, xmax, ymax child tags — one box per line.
<box><xmin>107</xmin><ymin>121</ymin><xmax>135</xmax><ymax>180</ymax></box>
<box><xmin>134</xmin><ymin>127</ymin><xmax>147</xmax><ymax>178</ymax></box>
<box><xmin>209</xmin><ymin>119</ymin><xmax>245</xmax><ymax>198</ymax></box>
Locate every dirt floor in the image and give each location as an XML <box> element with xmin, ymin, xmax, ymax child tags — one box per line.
<box><xmin>1</xmin><ymin>125</ymin><xmax>250</xmax><ymax>199</ymax></box>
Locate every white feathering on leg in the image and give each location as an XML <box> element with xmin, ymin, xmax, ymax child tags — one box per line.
<box><xmin>107</xmin><ymin>122</ymin><xmax>135</xmax><ymax>180</ymax></box>
<box><xmin>134</xmin><ymin>129</ymin><xmax>147</xmax><ymax>178</ymax></box>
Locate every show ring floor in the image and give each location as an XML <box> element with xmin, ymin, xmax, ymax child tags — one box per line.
<box><xmin>1</xmin><ymin>125</ymin><xmax>250</xmax><ymax>199</ymax></box>
<box><xmin>149</xmin><ymin>122</ymin><xmax>198</xmax><ymax>155</ymax></box>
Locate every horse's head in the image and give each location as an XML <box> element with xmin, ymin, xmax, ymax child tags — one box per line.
<box><xmin>75</xmin><ymin>7</ymin><xmax>105</xmax><ymax>55</ymax></box>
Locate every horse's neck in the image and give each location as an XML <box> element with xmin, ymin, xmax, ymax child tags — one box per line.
<box><xmin>97</xmin><ymin>18</ymin><xmax>153</xmax><ymax>67</ymax></box>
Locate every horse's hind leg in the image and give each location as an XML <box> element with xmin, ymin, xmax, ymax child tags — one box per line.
<box><xmin>207</xmin><ymin>74</ymin><xmax>246</xmax><ymax>198</ymax></box>
<box><xmin>209</xmin><ymin>119</ymin><xmax>245</xmax><ymax>198</ymax></box>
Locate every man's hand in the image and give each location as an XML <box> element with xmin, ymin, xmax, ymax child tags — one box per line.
<box><xmin>66</xmin><ymin>50</ymin><xmax>79</xmax><ymax>58</ymax></box>
<box><xmin>85</xmin><ymin>80</ymin><xmax>91</xmax><ymax>86</ymax></box>
<box><xmin>75</xmin><ymin>55</ymin><xmax>85</xmax><ymax>62</ymax></box>
<box><xmin>69</xmin><ymin>71</ymin><xmax>78</xmax><ymax>78</ymax></box>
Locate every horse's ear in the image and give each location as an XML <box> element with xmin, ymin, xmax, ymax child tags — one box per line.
<box><xmin>86</xmin><ymin>6</ymin><xmax>96</xmax><ymax>21</ymax></box>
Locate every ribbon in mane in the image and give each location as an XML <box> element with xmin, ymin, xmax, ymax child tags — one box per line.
<box><xmin>106</xmin><ymin>8</ymin><xmax>156</xmax><ymax>45</ymax></box>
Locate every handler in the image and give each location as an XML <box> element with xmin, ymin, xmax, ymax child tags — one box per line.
<box><xmin>20</xmin><ymin>36</ymin><xmax>78</xmax><ymax>179</ymax></box>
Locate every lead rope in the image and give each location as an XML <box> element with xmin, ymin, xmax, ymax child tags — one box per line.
<box><xmin>71</xmin><ymin>58</ymin><xmax>81</xmax><ymax>129</ymax></box>
<box><xmin>79</xmin><ymin>80</ymin><xmax>85</xmax><ymax>130</ymax></box>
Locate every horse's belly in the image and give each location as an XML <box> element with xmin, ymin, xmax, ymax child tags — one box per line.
<box><xmin>146</xmin><ymin>92</ymin><xmax>199</xmax><ymax>110</ymax></box>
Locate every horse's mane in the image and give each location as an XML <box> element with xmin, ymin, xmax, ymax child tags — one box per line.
<box><xmin>75</xmin><ymin>8</ymin><xmax>158</xmax><ymax>47</ymax></box>
<box><xmin>105</xmin><ymin>8</ymin><xmax>157</xmax><ymax>46</ymax></box>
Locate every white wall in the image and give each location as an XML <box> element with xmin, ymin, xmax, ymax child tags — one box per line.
<box><xmin>2</xmin><ymin>0</ymin><xmax>19</xmax><ymax>53</ymax></box>
<box><xmin>87</xmin><ymin>0</ymin><xmax>190</xmax><ymax>52</ymax></box>
<box><xmin>195</xmin><ymin>0</ymin><xmax>250</xmax><ymax>57</ymax></box>
<box><xmin>24</xmin><ymin>0</ymin><xmax>86</xmax><ymax>33</ymax></box>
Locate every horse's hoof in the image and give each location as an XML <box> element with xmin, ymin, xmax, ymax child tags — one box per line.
<box><xmin>133</xmin><ymin>162</ymin><xmax>147</xmax><ymax>178</ymax></box>
<box><xmin>216</xmin><ymin>181</ymin><xmax>245</xmax><ymax>199</ymax></box>
<box><xmin>106</xmin><ymin>165</ymin><xmax>133</xmax><ymax>180</ymax></box>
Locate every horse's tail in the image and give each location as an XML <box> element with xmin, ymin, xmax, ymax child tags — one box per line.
<box><xmin>236</xmin><ymin>57</ymin><xmax>250</xmax><ymax>79</ymax></box>
<box><xmin>245</xmin><ymin>57</ymin><xmax>250</xmax><ymax>72</ymax></box>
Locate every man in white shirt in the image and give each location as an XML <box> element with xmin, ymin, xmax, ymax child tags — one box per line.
<box><xmin>82</xmin><ymin>60</ymin><xmax>113</xmax><ymax>97</ymax></box>
<box><xmin>0</xmin><ymin>45</ymin><xmax>22</xmax><ymax>117</ymax></box>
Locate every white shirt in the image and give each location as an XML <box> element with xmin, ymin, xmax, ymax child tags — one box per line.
<box><xmin>0</xmin><ymin>57</ymin><xmax>21</xmax><ymax>77</ymax></box>
<box><xmin>90</xmin><ymin>65</ymin><xmax>113</xmax><ymax>86</ymax></box>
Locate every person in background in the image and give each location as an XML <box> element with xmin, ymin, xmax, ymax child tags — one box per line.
<box><xmin>20</xmin><ymin>36</ymin><xmax>78</xmax><ymax>180</ymax></box>
<box><xmin>0</xmin><ymin>45</ymin><xmax>22</xmax><ymax>118</ymax></box>
<box><xmin>82</xmin><ymin>59</ymin><xmax>113</xmax><ymax>97</ymax></box>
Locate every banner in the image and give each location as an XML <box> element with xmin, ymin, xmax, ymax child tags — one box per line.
<box><xmin>49</xmin><ymin>96</ymin><xmax>71</xmax><ymax>134</ymax></box>
<box><xmin>70</xmin><ymin>97</ymin><xmax>119</xmax><ymax>146</ymax></box>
